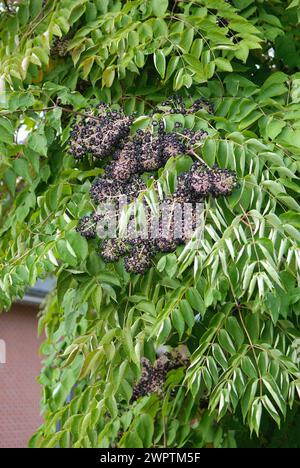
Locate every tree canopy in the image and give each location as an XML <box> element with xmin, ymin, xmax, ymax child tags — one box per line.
<box><xmin>0</xmin><ymin>0</ymin><xmax>300</xmax><ymax>448</ymax></box>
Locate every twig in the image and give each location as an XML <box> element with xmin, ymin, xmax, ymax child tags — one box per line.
<box><xmin>0</xmin><ymin>106</ymin><xmax>56</xmax><ymax>116</ymax></box>
<box><xmin>0</xmin><ymin>105</ymin><xmax>106</xmax><ymax>123</ymax></box>
<box><xmin>187</xmin><ymin>148</ymin><xmax>209</xmax><ymax>167</ymax></box>
<box><xmin>3</xmin><ymin>1</ymin><xmax>11</xmax><ymax>13</ymax></box>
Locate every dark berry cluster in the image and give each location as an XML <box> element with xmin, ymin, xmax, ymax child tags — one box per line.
<box><xmin>78</xmin><ymin>161</ymin><xmax>238</xmax><ymax>274</ymax></box>
<box><xmin>155</xmin><ymin>94</ymin><xmax>214</xmax><ymax>115</ymax></box>
<box><xmin>99</xmin><ymin>238</ymin><xmax>156</xmax><ymax>275</ymax></box>
<box><xmin>90</xmin><ymin>174</ymin><xmax>146</xmax><ymax>205</ymax></box>
<box><xmin>74</xmin><ymin>102</ymin><xmax>238</xmax><ymax>275</ymax></box>
<box><xmin>76</xmin><ymin>215</ymin><xmax>95</xmax><ymax>239</ymax></box>
<box><xmin>101</xmin><ymin>239</ymin><xmax>129</xmax><ymax>263</ymax></box>
<box><xmin>108</xmin><ymin>140</ymin><xmax>140</xmax><ymax>181</ymax></box>
<box><xmin>50</xmin><ymin>37</ymin><xmax>70</xmax><ymax>57</ymax></box>
<box><xmin>131</xmin><ymin>352</ymin><xmax>189</xmax><ymax>402</ymax></box>
<box><xmin>76</xmin><ymin>214</ymin><xmax>100</xmax><ymax>240</ymax></box>
<box><xmin>154</xmin><ymin>228</ymin><xmax>180</xmax><ymax>254</ymax></box>
<box><xmin>174</xmin><ymin>162</ymin><xmax>238</xmax><ymax>202</ymax></box>
<box><xmin>104</xmin><ymin>124</ymin><xmax>207</xmax><ymax>183</ymax></box>
<box><xmin>68</xmin><ymin>104</ymin><xmax>133</xmax><ymax>160</ymax></box>
<box><xmin>68</xmin><ymin>98</ymin><xmax>210</xmax><ymax>164</ymax></box>
<box><xmin>124</xmin><ymin>243</ymin><xmax>154</xmax><ymax>275</ymax></box>
<box><xmin>210</xmin><ymin>165</ymin><xmax>239</xmax><ymax>197</ymax></box>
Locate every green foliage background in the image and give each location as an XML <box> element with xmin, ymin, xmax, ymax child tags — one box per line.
<box><xmin>0</xmin><ymin>0</ymin><xmax>300</xmax><ymax>448</ymax></box>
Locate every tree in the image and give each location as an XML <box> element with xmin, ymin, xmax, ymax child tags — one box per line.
<box><xmin>0</xmin><ymin>0</ymin><xmax>300</xmax><ymax>448</ymax></box>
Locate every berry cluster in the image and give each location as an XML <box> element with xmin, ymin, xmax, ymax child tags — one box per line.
<box><xmin>124</xmin><ymin>243</ymin><xmax>154</xmax><ymax>275</ymax></box>
<box><xmin>77</xmin><ymin>162</ymin><xmax>238</xmax><ymax>274</ymax></box>
<box><xmin>101</xmin><ymin>239</ymin><xmax>129</xmax><ymax>263</ymax></box>
<box><xmin>76</xmin><ymin>213</ymin><xmax>104</xmax><ymax>240</ymax></box>
<box><xmin>174</xmin><ymin>162</ymin><xmax>238</xmax><ymax>201</ymax></box>
<box><xmin>154</xmin><ymin>95</ymin><xmax>214</xmax><ymax>115</ymax></box>
<box><xmin>69</xmin><ymin>104</ymin><xmax>133</xmax><ymax>160</ymax></box>
<box><xmin>90</xmin><ymin>174</ymin><xmax>146</xmax><ymax>204</ymax></box>
<box><xmin>50</xmin><ymin>37</ymin><xmax>70</xmax><ymax>57</ymax></box>
<box><xmin>99</xmin><ymin>236</ymin><xmax>157</xmax><ymax>275</ymax></box>
<box><xmin>74</xmin><ymin>101</ymin><xmax>238</xmax><ymax>275</ymax></box>
<box><xmin>76</xmin><ymin>215</ymin><xmax>97</xmax><ymax>240</ymax></box>
<box><xmin>131</xmin><ymin>352</ymin><xmax>189</xmax><ymax>402</ymax></box>
<box><xmin>111</xmin><ymin>127</ymin><xmax>209</xmax><ymax>183</ymax></box>
<box><xmin>68</xmin><ymin>98</ymin><xmax>211</xmax><ymax>164</ymax></box>
<box><xmin>210</xmin><ymin>165</ymin><xmax>239</xmax><ymax>197</ymax></box>
<box><xmin>107</xmin><ymin>128</ymin><xmax>190</xmax><ymax>182</ymax></box>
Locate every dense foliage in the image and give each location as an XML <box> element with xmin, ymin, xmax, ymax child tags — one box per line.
<box><xmin>0</xmin><ymin>0</ymin><xmax>300</xmax><ymax>448</ymax></box>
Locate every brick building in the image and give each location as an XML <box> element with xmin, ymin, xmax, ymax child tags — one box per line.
<box><xmin>0</xmin><ymin>279</ymin><xmax>54</xmax><ymax>448</ymax></box>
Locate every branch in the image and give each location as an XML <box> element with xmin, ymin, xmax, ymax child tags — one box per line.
<box><xmin>0</xmin><ymin>106</ymin><xmax>56</xmax><ymax>116</ymax></box>
<box><xmin>3</xmin><ymin>0</ymin><xmax>12</xmax><ymax>12</ymax></box>
<box><xmin>187</xmin><ymin>148</ymin><xmax>209</xmax><ymax>167</ymax></box>
<box><xmin>0</xmin><ymin>104</ymin><xmax>109</xmax><ymax>123</ymax></box>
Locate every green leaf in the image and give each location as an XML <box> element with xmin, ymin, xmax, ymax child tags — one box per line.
<box><xmin>241</xmin><ymin>356</ymin><xmax>257</xmax><ymax>379</ymax></box>
<box><xmin>69</xmin><ymin>3</ymin><xmax>87</xmax><ymax>24</ymax></box>
<box><xmin>3</xmin><ymin>169</ymin><xmax>16</xmax><ymax>195</ymax></box>
<box><xmin>263</xmin><ymin>376</ymin><xmax>286</xmax><ymax>415</ymax></box>
<box><xmin>225</xmin><ymin>317</ymin><xmax>245</xmax><ymax>349</ymax></box>
<box><xmin>57</xmin><ymin>239</ymin><xmax>78</xmax><ymax>266</ymax></box>
<box><xmin>0</xmin><ymin>117</ymin><xmax>14</xmax><ymax>144</ymax></box>
<box><xmin>212</xmin><ymin>344</ymin><xmax>228</xmax><ymax>370</ymax></box>
<box><xmin>80</xmin><ymin>348</ymin><xmax>103</xmax><ymax>378</ymax></box>
<box><xmin>191</xmin><ymin>39</ymin><xmax>203</xmax><ymax>58</ymax></box>
<box><xmin>262</xmin><ymin>396</ymin><xmax>281</xmax><ymax>427</ymax></box>
<box><xmin>241</xmin><ymin>380</ymin><xmax>258</xmax><ymax>421</ymax></box>
<box><xmin>250</xmin><ymin>399</ymin><xmax>262</xmax><ymax>436</ymax></box>
<box><xmin>13</xmin><ymin>158</ymin><xmax>31</xmax><ymax>183</ymax></box>
<box><xmin>287</xmin><ymin>0</ymin><xmax>299</xmax><ymax>9</ymax></box>
<box><xmin>135</xmin><ymin>301</ymin><xmax>156</xmax><ymax>315</ymax></box>
<box><xmin>97</xmin><ymin>272</ymin><xmax>121</xmax><ymax>287</ymax></box>
<box><xmin>135</xmin><ymin>414</ymin><xmax>154</xmax><ymax>447</ymax></box>
<box><xmin>166</xmin><ymin>56</ymin><xmax>180</xmax><ymax>81</ymax></box>
<box><xmin>102</xmin><ymin>66</ymin><xmax>115</xmax><ymax>88</ymax></box>
<box><xmin>47</xmin><ymin>108</ymin><xmax>62</xmax><ymax>132</ymax></box>
<box><xmin>179</xmin><ymin>299</ymin><xmax>195</xmax><ymax>329</ymax></box>
<box><xmin>173</xmin><ymin>68</ymin><xmax>184</xmax><ymax>90</ymax></box>
<box><xmin>179</xmin><ymin>29</ymin><xmax>194</xmax><ymax>53</ymax></box>
<box><xmin>123</xmin><ymin>328</ymin><xmax>139</xmax><ymax>364</ymax></box>
<box><xmin>235</xmin><ymin>41</ymin><xmax>249</xmax><ymax>62</ymax></box>
<box><xmin>66</xmin><ymin>231</ymin><xmax>89</xmax><ymax>261</ymax></box>
<box><xmin>218</xmin><ymin>329</ymin><xmax>236</xmax><ymax>355</ymax></box>
<box><xmin>207</xmin><ymin>356</ymin><xmax>219</xmax><ymax>383</ymax></box>
<box><xmin>156</xmin><ymin>317</ymin><xmax>172</xmax><ymax>345</ymax></box>
<box><xmin>151</xmin><ymin>0</ymin><xmax>168</xmax><ymax>17</ymax></box>
<box><xmin>202</xmin><ymin>138</ymin><xmax>217</xmax><ymax>166</ymax></box>
<box><xmin>153</xmin><ymin>50</ymin><xmax>166</xmax><ymax>79</ymax></box>
<box><xmin>183</xmin><ymin>54</ymin><xmax>203</xmax><ymax>74</ymax></box>
<box><xmin>28</xmin><ymin>128</ymin><xmax>48</xmax><ymax>156</ymax></box>
<box><xmin>215</xmin><ymin>58</ymin><xmax>233</xmax><ymax>72</ymax></box>
<box><xmin>85</xmin><ymin>2</ymin><xmax>97</xmax><ymax>21</ymax></box>
<box><xmin>257</xmin><ymin>352</ymin><xmax>268</xmax><ymax>376</ymax></box>
<box><xmin>92</xmin><ymin>286</ymin><xmax>102</xmax><ymax>313</ymax></box>
<box><xmin>121</xmin><ymin>431</ymin><xmax>143</xmax><ymax>448</ymax></box>
<box><xmin>245</xmin><ymin>314</ymin><xmax>260</xmax><ymax>342</ymax></box>
<box><xmin>165</xmin><ymin>253</ymin><xmax>177</xmax><ymax>278</ymax></box>
<box><xmin>156</xmin><ymin>256</ymin><xmax>167</xmax><ymax>272</ymax></box>
<box><xmin>171</xmin><ymin>308</ymin><xmax>185</xmax><ymax>340</ymax></box>
<box><xmin>8</xmin><ymin>91</ymin><xmax>35</xmax><ymax>111</ymax></box>
<box><xmin>186</xmin><ymin>288</ymin><xmax>205</xmax><ymax>314</ymax></box>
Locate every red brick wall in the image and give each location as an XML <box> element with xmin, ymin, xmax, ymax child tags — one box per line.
<box><xmin>0</xmin><ymin>304</ymin><xmax>44</xmax><ymax>448</ymax></box>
